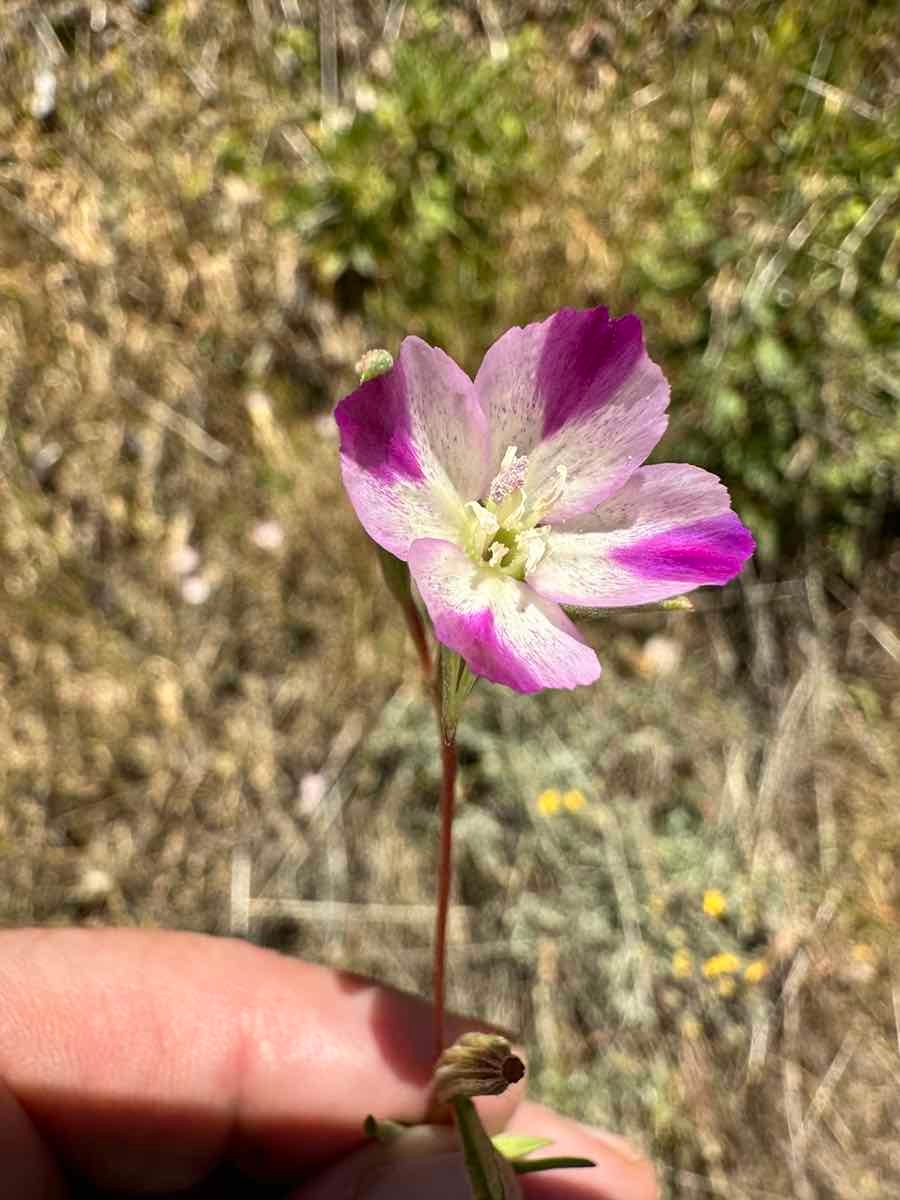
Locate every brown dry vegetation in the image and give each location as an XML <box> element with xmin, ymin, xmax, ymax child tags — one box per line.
<box><xmin>1</xmin><ymin>2</ymin><xmax>899</xmax><ymax>1197</ymax></box>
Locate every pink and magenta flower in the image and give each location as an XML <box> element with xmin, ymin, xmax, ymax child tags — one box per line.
<box><xmin>336</xmin><ymin>306</ymin><xmax>754</xmax><ymax>693</ymax></box>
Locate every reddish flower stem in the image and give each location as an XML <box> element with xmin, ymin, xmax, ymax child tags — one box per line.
<box><xmin>432</xmin><ymin>733</ymin><xmax>457</xmax><ymax>1061</ymax></box>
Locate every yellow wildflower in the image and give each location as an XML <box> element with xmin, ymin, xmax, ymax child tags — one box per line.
<box><xmin>851</xmin><ymin>943</ymin><xmax>876</xmax><ymax>965</ymax></box>
<box><xmin>562</xmin><ymin>788</ymin><xmax>587</xmax><ymax>812</ymax></box>
<box><xmin>672</xmin><ymin>949</ymin><xmax>693</xmax><ymax>979</ymax></box>
<box><xmin>536</xmin><ymin>788</ymin><xmax>561</xmax><ymax>816</ymax></box>
<box><xmin>702</xmin><ymin>952</ymin><xmax>741</xmax><ymax>978</ymax></box>
<box><xmin>702</xmin><ymin>889</ymin><xmax>728</xmax><ymax>919</ymax></box>
<box><xmin>718</xmin><ymin>977</ymin><xmax>737</xmax><ymax>998</ymax></box>
<box><xmin>744</xmin><ymin>959</ymin><xmax>769</xmax><ymax>984</ymax></box>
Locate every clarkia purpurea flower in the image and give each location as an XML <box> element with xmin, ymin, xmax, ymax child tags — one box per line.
<box><xmin>336</xmin><ymin>306</ymin><xmax>754</xmax><ymax>693</ymax></box>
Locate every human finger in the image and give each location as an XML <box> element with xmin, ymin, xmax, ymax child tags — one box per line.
<box><xmin>509</xmin><ymin>1102</ymin><xmax>656</xmax><ymax>1200</ymax></box>
<box><xmin>0</xmin><ymin>927</ymin><xmax>522</xmax><ymax>1195</ymax></box>
<box><xmin>292</xmin><ymin>1100</ymin><xmax>655</xmax><ymax>1200</ymax></box>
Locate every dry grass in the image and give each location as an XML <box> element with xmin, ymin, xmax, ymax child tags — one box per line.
<box><xmin>1</xmin><ymin>2</ymin><xmax>899</xmax><ymax>1197</ymax></box>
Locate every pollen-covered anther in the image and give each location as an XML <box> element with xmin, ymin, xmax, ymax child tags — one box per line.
<box><xmin>488</xmin><ymin>446</ymin><xmax>529</xmax><ymax>505</ymax></box>
<box><xmin>433</xmin><ymin>1032</ymin><xmax>526</xmax><ymax>1105</ymax></box>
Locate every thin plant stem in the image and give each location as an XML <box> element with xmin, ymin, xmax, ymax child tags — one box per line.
<box><xmin>433</xmin><ymin>731</ymin><xmax>458</xmax><ymax>1061</ymax></box>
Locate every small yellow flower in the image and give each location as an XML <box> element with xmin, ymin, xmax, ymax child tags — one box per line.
<box><xmin>744</xmin><ymin>959</ymin><xmax>769</xmax><ymax>984</ymax></box>
<box><xmin>718</xmin><ymin>977</ymin><xmax>737</xmax><ymax>998</ymax></box>
<box><xmin>851</xmin><ymin>943</ymin><xmax>876</xmax><ymax>965</ymax></box>
<box><xmin>702</xmin><ymin>889</ymin><xmax>728</xmax><ymax>919</ymax></box>
<box><xmin>536</xmin><ymin>788</ymin><xmax>561</xmax><ymax>816</ymax></box>
<box><xmin>672</xmin><ymin>949</ymin><xmax>693</xmax><ymax>979</ymax></box>
<box><xmin>562</xmin><ymin>788</ymin><xmax>587</xmax><ymax>812</ymax></box>
<box><xmin>702</xmin><ymin>952</ymin><xmax>742</xmax><ymax>978</ymax></box>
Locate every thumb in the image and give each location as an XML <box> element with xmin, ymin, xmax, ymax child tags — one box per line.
<box><xmin>292</xmin><ymin>1124</ymin><xmax>523</xmax><ymax>1200</ymax></box>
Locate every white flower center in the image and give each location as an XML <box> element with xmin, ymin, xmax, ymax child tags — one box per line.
<box><xmin>462</xmin><ymin>446</ymin><xmax>568</xmax><ymax>580</ymax></box>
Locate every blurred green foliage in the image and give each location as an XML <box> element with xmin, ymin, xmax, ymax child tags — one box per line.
<box><xmin>273</xmin><ymin>18</ymin><xmax>550</xmax><ymax>344</ymax></box>
<box><xmin>221</xmin><ymin>0</ymin><xmax>899</xmax><ymax>576</ymax></box>
<box><xmin>620</xmin><ymin>4</ymin><xmax>900</xmax><ymax>574</ymax></box>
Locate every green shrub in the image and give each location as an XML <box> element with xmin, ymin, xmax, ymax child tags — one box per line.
<box><xmin>249</xmin><ymin>0</ymin><xmax>899</xmax><ymax>575</ymax></box>
<box><xmin>277</xmin><ymin>18</ymin><xmax>552</xmax><ymax>356</ymax></box>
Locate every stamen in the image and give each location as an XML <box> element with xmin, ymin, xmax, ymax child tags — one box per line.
<box><xmin>488</xmin><ymin>446</ymin><xmax>529</xmax><ymax>505</ymax></box>
<box><xmin>488</xmin><ymin>541</ymin><xmax>509</xmax><ymax>568</ymax></box>
<box><xmin>530</xmin><ymin>464</ymin><xmax>568</xmax><ymax>520</ymax></box>
<box><xmin>462</xmin><ymin>447</ymin><xmax>565</xmax><ymax>581</ymax></box>
<box><xmin>519</xmin><ymin>530</ymin><xmax>549</xmax><ymax>573</ymax></box>
<box><xmin>464</xmin><ymin>501</ymin><xmax>498</xmax><ymax>559</ymax></box>
<box><xmin>465</xmin><ymin>501</ymin><xmax>499</xmax><ymax>538</ymax></box>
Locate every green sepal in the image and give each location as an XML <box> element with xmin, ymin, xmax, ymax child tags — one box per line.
<box><xmin>562</xmin><ymin>595</ymin><xmax>693</xmax><ymax>620</ymax></box>
<box><xmin>375</xmin><ymin>543</ymin><xmax>414</xmax><ymax>609</ymax></box>
<box><xmin>452</xmin><ymin>1096</ymin><xmax>516</xmax><ymax>1200</ymax></box>
<box><xmin>491</xmin><ymin>1133</ymin><xmax>553</xmax><ymax>1160</ymax></box>
<box><xmin>511</xmin><ymin>1156</ymin><xmax>596</xmax><ymax>1175</ymax></box>
<box><xmin>439</xmin><ymin>648</ymin><xmax>477</xmax><ymax>743</ymax></box>
<box><xmin>362</xmin><ymin>1114</ymin><xmax>408</xmax><ymax>1142</ymax></box>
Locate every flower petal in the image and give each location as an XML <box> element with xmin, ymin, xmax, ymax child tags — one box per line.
<box><xmin>408</xmin><ymin>539</ymin><xmax>601</xmax><ymax>693</ymax></box>
<box><xmin>335</xmin><ymin>337</ymin><xmax>490</xmax><ymax>559</ymax></box>
<box><xmin>529</xmin><ymin>464</ymin><xmax>755</xmax><ymax>607</ymax></box>
<box><xmin>474</xmin><ymin>307</ymin><xmax>669</xmax><ymax>521</ymax></box>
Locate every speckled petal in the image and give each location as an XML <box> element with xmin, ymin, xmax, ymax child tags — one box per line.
<box><xmin>335</xmin><ymin>338</ymin><xmax>490</xmax><ymax>559</ymax></box>
<box><xmin>408</xmin><ymin>539</ymin><xmax>601</xmax><ymax>694</ymax></box>
<box><xmin>528</xmin><ymin>464</ymin><xmax>755</xmax><ymax>607</ymax></box>
<box><xmin>474</xmin><ymin>307</ymin><xmax>669</xmax><ymax>522</ymax></box>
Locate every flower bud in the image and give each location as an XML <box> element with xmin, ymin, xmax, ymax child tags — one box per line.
<box><xmin>433</xmin><ymin>1032</ymin><xmax>525</xmax><ymax>1104</ymax></box>
<box><xmin>356</xmin><ymin>349</ymin><xmax>394</xmax><ymax>382</ymax></box>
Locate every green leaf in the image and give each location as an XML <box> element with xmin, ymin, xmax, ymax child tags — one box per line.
<box><xmin>511</xmin><ymin>1156</ymin><xmax>596</xmax><ymax>1175</ymax></box>
<box><xmin>491</xmin><ymin>1133</ymin><xmax>553</xmax><ymax>1160</ymax></box>
<box><xmin>754</xmin><ymin>336</ymin><xmax>793</xmax><ymax>387</ymax></box>
<box><xmin>452</xmin><ymin>1096</ymin><xmax>515</xmax><ymax>1200</ymax></box>
<box><xmin>375</xmin><ymin>543</ymin><xmax>413</xmax><ymax>609</ymax></box>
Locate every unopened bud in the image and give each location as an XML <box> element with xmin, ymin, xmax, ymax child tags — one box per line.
<box><xmin>433</xmin><ymin>1032</ymin><xmax>525</xmax><ymax>1104</ymax></box>
<box><xmin>356</xmin><ymin>349</ymin><xmax>394</xmax><ymax>383</ymax></box>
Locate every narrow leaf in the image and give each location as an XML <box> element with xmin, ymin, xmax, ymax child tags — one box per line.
<box><xmin>452</xmin><ymin>1096</ymin><xmax>513</xmax><ymax>1200</ymax></box>
<box><xmin>491</xmin><ymin>1134</ymin><xmax>553</xmax><ymax>1160</ymax></box>
<box><xmin>511</xmin><ymin>1156</ymin><xmax>596</xmax><ymax>1175</ymax></box>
